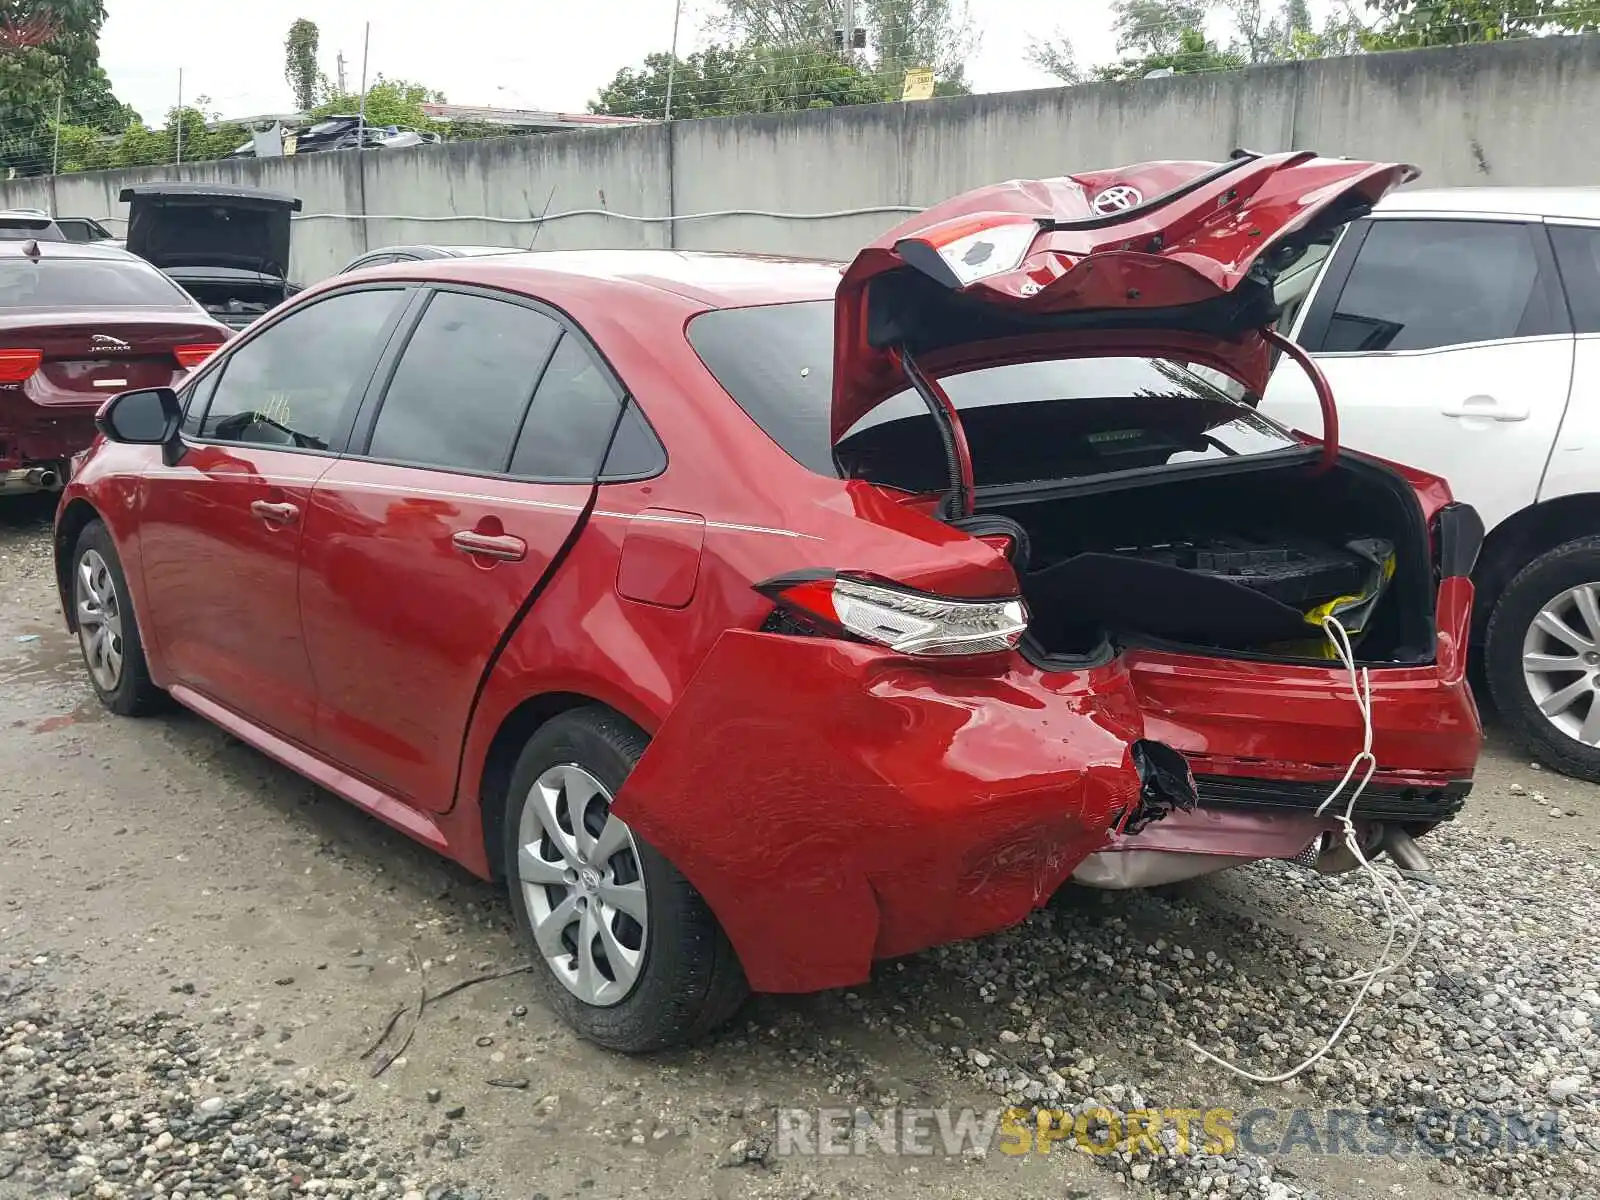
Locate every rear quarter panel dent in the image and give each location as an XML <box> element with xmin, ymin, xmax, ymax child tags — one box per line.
<box><xmin>612</xmin><ymin>630</ymin><xmax>1145</xmax><ymax>991</ymax></box>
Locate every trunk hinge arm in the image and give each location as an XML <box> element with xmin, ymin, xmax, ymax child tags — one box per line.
<box><xmin>1262</xmin><ymin>327</ymin><xmax>1339</xmax><ymax>476</ymax></box>
<box><xmin>896</xmin><ymin>346</ymin><xmax>976</xmax><ymax>519</ymax></box>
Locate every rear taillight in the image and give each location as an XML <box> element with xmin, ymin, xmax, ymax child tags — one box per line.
<box><xmin>894</xmin><ymin>214</ymin><xmax>1040</xmax><ymax>286</ymax></box>
<box><xmin>173</xmin><ymin>343</ymin><xmax>222</xmax><ymax>370</ymax></box>
<box><xmin>758</xmin><ymin>571</ymin><xmax>1028</xmax><ymax>657</ymax></box>
<box><xmin>0</xmin><ymin>348</ymin><xmax>42</xmax><ymax>384</ymax></box>
<box><xmin>975</xmin><ymin>532</ymin><xmax>1017</xmax><ymax>559</ymax></box>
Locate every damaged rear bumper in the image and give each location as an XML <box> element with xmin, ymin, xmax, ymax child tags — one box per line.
<box><xmin>1065</xmin><ymin>597</ymin><xmax>1481</xmax><ymax>887</ymax></box>
<box><xmin>1072</xmin><ymin>730</ymin><xmax>1474</xmax><ymax>889</ymax></box>
<box><xmin>613</xmin><ymin>631</ymin><xmax>1165</xmax><ymax>994</ymax></box>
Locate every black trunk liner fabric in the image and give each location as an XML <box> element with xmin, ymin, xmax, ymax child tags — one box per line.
<box><xmin>1022</xmin><ymin>552</ymin><xmax>1315</xmax><ymax>650</ymax></box>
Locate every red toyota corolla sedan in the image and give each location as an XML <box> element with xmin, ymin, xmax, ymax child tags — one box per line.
<box><xmin>54</xmin><ymin>152</ymin><xmax>1483</xmax><ymax>1051</ymax></box>
<box><xmin>0</xmin><ymin>239</ymin><xmax>229</xmax><ymax>496</ymax></box>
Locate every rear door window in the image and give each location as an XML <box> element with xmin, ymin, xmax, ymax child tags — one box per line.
<box><xmin>364</xmin><ymin>290</ymin><xmax>562</xmax><ymax>474</ymax></box>
<box><xmin>1315</xmin><ymin>219</ymin><xmax>1563</xmax><ymax>352</ymax></box>
<box><xmin>196</xmin><ymin>287</ymin><xmax>406</xmax><ymax>452</ymax></box>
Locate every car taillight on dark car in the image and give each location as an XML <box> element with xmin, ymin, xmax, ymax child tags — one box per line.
<box><xmin>758</xmin><ymin>571</ymin><xmax>1028</xmax><ymax>656</ymax></box>
<box><xmin>173</xmin><ymin>343</ymin><xmax>222</xmax><ymax>370</ymax></box>
<box><xmin>0</xmin><ymin>348</ymin><xmax>42</xmax><ymax>383</ymax></box>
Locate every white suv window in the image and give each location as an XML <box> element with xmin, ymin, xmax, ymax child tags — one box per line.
<box><xmin>1550</xmin><ymin>225</ymin><xmax>1600</xmax><ymax>334</ymax></box>
<box><xmin>1321</xmin><ymin>220</ymin><xmax>1558</xmax><ymax>353</ymax></box>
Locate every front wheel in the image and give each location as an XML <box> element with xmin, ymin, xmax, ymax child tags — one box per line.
<box><xmin>1485</xmin><ymin>535</ymin><xmax>1600</xmax><ymax>783</ymax></box>
<box><xmin>502</xmin><ymin>708</ymin><xmax>747</xmax><ymax>1052</ymax></box>
<box><xmin>71</xmin><ymin>520</ymin><xmax>164</xmax><ymax>716</ymax></box>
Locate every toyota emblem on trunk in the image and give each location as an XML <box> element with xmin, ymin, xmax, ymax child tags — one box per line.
<box><xmin>1092</xmin><ymin>185</ymin><xmax>1144</xmax><ymax>215</ymax></box>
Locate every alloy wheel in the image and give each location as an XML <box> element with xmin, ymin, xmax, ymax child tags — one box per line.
<box><xmin>75</xmin><ymin>548</ymin><xmax>124</xmax><ymax>693</ymax></box>
<box><xmin>516</xmin><ymin>763</ymin><xmax>648</xmax><ymax>1007</ymax></box>
<box><xmin>1521</xmin><ymin>581</ymin><xmax>1600</xmax><ymax>746</ymax></box>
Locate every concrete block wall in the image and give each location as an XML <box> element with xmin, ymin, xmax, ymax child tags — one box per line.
<box><xmin>7</xmin><ymin>35</ymin><xmax>1600</xmax><ymax>283</ymax></box>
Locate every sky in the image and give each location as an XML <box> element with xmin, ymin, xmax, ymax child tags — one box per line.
<box><xmin>97</xmin><ymin>0</ymin><xmax>1123</xmax><ymax>126</ymax></box>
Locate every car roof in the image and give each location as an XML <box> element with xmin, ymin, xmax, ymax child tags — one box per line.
<box><xmin>359</xmin><ymin>244</ymin><xmax>522</xmax><ymax>259</ymax></box>
<box><xmin>372</xmin><ymin>249</ymin><xmax>846</xmax><ymax>307</ymax></box>
<box><xmin>435</xmin><ymin>245</ymin><xmax>526</xmax><ymax>256</ymax></box>
<box><xmin>0</xmin><ymin>239</ymin><xmax>142</xmax><ymax>261</ymax></box>
<box><xmin>1378</xmin><ymin>187</ymin><xmax>1600</xmax><ymax>221</ymax></box>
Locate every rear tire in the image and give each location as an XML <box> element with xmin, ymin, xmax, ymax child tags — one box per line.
<box><xmin>502</xmin><ymin>707</ymin><xmax>747</xmax><ymax>1052</ymax></box>
<box><xmin>71</xmin><ymin>520</ymin><xmax>164</xmax><ymax>717</ymax></box>
<box><xmin>1485</xmin><ymin>535</ymin><xmax>1600</xmax><ymax>783</ymax></box>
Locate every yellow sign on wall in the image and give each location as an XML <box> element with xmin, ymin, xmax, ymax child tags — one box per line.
<box><xmin>902</xmin><ymin>67</ymin><xmax>936</xmax><ymax>101</ymax></box>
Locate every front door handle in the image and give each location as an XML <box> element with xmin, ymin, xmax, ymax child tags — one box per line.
<box><xmin>250</xmin><ymin>500</ymin><xmax>300</xmax><ymax>525</ymax></box>
<box><xmin>452</xmin><ymin>530</ymin><xmax>527</xmax><ymax>562</ymax></box>
<box><xmin>1442</xmin><ymin>395</ymin><xmax>1529</xmax><ymax>422</ymax></box>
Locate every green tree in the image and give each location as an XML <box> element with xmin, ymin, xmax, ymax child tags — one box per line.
<box><xmin>1029</xmin><ymin>0</ymin><xmax>1366</xmax><ymax>85</ymax></box>
<box><xmin>1094</xmin><ymin>26</ymin><xmax>1247</xmax><ymax>78</ymax></box>
<box><xmin>714</xmin><ymin>0</ymin><xmax>973</xmax><ymax>96</ymax></box>
<box><xmin>1029</xmin><ymin>0</ymin><xmax>1234</xmax><ymax>84</ymax></box>
<box><xmin>1221</xmin><ymin>0</ymin><xmax>1369</xmax><ymax>61</ymax></box>
<box><xmin>1024</xmin><ymin>34</ymin><xmax>1083</xmax><ymax>83</ymax></box>
<box><xmin>0</xmin><ymin>0</ymin><xmax>129</xmax><ymax>175</ymax></box>
<box><xmin>1362</xmin><ymin>0</ymin><xmax>1597</xmax><ymax>47</ymax></box>
<box><xmin>590</xmin><ymin>41</ymin><xmax>893</xmax><ymax>119</ymax></box>
<box><xmin>1111</xmin><ymin>0</ymin><xmax>1211</xmax><ymax>54</ymax></box>
<box><xmin>863</xmin><ymin>0</ymin><xmax>974</xmax><ymax>92</ymax></box>
<box><xmin>284</xmin><ymin>18</ymin><xmax>321</xmax><ymax>112</ymax></box>
<box><xmin>313</xmin><ymin>75</ymin><xmax>445</xmax><ymax>130</ymax></box>
<box><xmin>591</xmin><ymin>45</ymin><xmax>750</xmax><ymax>119</ymax></box>
<box><xmin>53</xmin><ymin>97</ymin><xmax>249</xmax><ymax>173</ymax></box>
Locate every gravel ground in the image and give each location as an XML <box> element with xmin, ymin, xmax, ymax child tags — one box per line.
<box><xmin>2</xmin><ymin>495</ymin><xmax>1598</xmax><ymax>1200</ymax></box>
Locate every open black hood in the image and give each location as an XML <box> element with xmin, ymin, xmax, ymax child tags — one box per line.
<box><xmin>119</xmin><ymin>183</ymin><xmax>302</xmax><ymax>280</ymax></box>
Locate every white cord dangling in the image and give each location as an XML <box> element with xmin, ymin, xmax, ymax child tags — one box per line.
<box><xmin>1183</xmin><ymin>615</ymin><xmax>1426</xmax><ymax>1084</ymax></box>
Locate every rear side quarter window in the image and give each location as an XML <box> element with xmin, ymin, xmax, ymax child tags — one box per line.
<box><xmin>508</xmin><ymin>333</ymin><xmax>629</xmax><ymax>481</ymax></box>
<box><xmin>1550</xmin><ymin>224</ymin><xmax>1600</xmax><ymax>334</ymax></box>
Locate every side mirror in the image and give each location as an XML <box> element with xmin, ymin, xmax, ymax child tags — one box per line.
<box><xmin>96</xmin><ymin>387</ymin><xmax>181</xmax><ymax>448</ymax></box>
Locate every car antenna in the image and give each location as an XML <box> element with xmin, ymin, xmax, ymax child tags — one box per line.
<box><xmin>526</xmin><ymin>184</ymin><xmax>557</xmax><ymax>252</ymax></box>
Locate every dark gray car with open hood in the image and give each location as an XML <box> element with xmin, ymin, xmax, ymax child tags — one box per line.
<box><xmin>119</xmin><ymin>183</ymin><xmax>303</xmax><ymax>330</ymax></box>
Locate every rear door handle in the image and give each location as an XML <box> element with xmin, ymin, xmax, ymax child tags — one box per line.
<box><xmin>250</xmin><ymin>500</ymin><xmax>300</xmax><ymax>525</ymax></box>
<box><xmin>452</xmin><ymin>530</ymin><xmax>527</xmax><ymax>562</ymax></box>
<box><xmin>1442</xmin><ymin>396</ymin><xmax>1529</xmax><ymax>422</ymax></box>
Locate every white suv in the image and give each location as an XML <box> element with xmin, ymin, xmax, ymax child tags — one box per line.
<box><xmin>1262</xmin><ymin>187</ymin><xmax>1600</xmax><ymax>781</ymax></box>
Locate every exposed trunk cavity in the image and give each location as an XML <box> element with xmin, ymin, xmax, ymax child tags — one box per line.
<box><xmin>984</xmin><ymin>455</ymin><xmax>1435</xmax><ymax>668</ymax></box>
<box><xmin>176</xmin><ymin>279</ymin><xmax>289</xmax><ymax>329</ymax></box>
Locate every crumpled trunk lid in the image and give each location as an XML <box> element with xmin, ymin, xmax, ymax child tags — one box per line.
<box><xmin>831</xmin><ymin>151</ymin><xmax>1416</xmax><ymax>442</ymax></box>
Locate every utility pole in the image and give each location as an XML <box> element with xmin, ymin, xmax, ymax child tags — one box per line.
<box><xmin>175</xmin><ymin>68</ymin><xmax>183</xmax><ymax>165</ymax></box>
<box><xmin>355</xmin><ymin>23</ymin><xmax>370</xmax><ymax>150</ymax></box>
<box><xmin>838</xmin><ymin>0</ymin><xmax>862</xmax><ymax>58</ymax></box>
<box><xmin>51</xmin><ymin>91</ymin><xmax>62</xmax><ymax>177</ymax></box>
<box><xmin>664</xmin><ymin>0</ymin><xmax>682</xmax><ymax>122</ymax></box>
<box><xmin>336</xmin><ymin>51</ymin><xmax>347</xmax><ymax>97</ymax></box>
